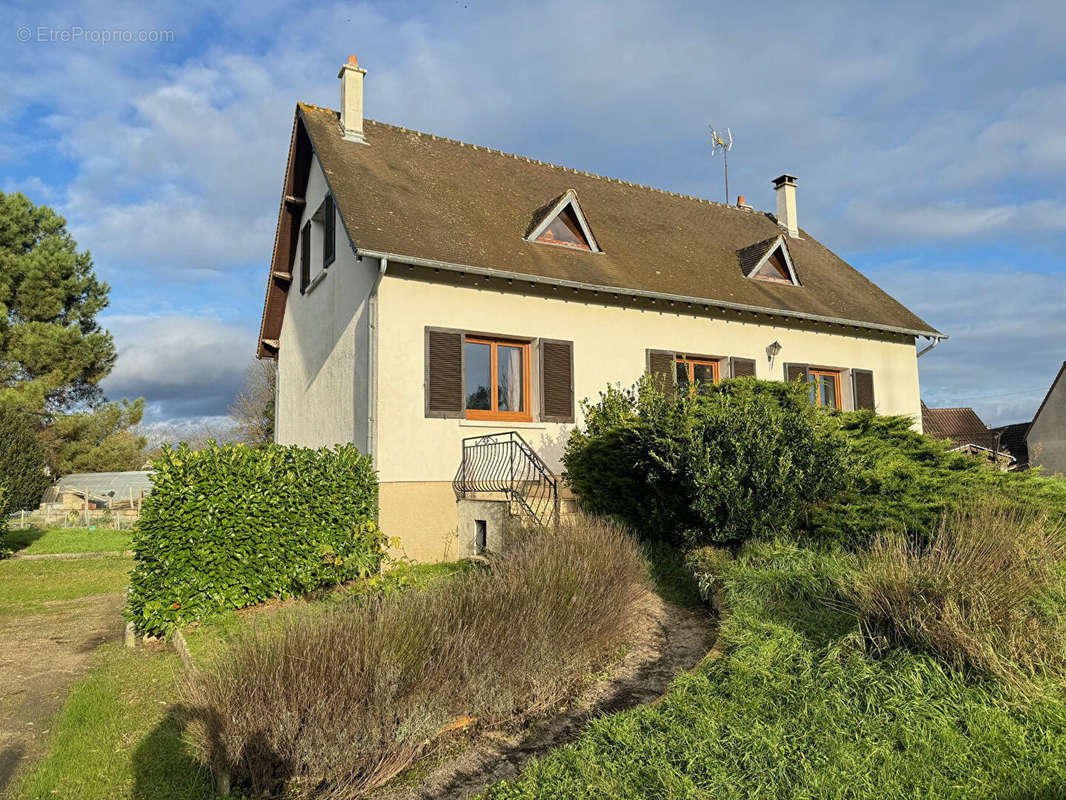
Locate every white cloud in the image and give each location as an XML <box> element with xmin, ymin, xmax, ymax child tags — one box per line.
<box><xmin>867</xmin><ymin>265</ymin><xmax>1066</xmax><ymax>425</ymax></box>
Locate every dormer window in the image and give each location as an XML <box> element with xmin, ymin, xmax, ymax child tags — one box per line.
<box><xmin>740</xmin><ymin>235</ymin><xmax>800</xmax><ymax>286</ymax></box>
<box><xmin>526</xmin><ymin>190</ymin><xmax>601</xmax><ymax>253</ymax></box>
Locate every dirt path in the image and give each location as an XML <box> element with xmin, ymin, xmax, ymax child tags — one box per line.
<box><xmin>0</xmin><ymin>592</ymin><xmax>126</xmax><ymax>794</ymax></box>
<box><xmin>375</xmin><ymin>593</ymin><xmax>716</xmax><ymax>800</ymax></box>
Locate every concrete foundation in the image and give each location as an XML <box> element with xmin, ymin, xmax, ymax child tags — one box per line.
<box><xmin>456</xmin><ymin>499</ymin><xmax>511</xmax><ymax>557</ymax></box>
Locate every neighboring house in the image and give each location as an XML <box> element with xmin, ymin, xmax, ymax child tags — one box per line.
<box><xmin>1027</xmin><ymin>362</ymin><xmax>1066</xmax><ymax>476</ymax></box>
<box><xmin>258</xmin><ymin>56</ymin><xmax>944</xmax><ymax>561</ymax></box>
<box><xmin>921</xmin><ymin>403</ymin><xmax>1014</xmax><ymax>469</ymax></box>
<box><xmin>991</xmin><ymin>421</ymin><xmax>1031</xmax><ymax>469</ymax></box>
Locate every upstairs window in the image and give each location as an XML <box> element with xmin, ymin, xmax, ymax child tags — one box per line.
<box><xmin>526</xmin><ymin>190</ymin><xmax>601</xmax><ymax>253</ymax></box>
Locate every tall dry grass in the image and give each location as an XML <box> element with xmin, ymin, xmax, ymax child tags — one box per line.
<box><xmin>843</xmin><ymin>494</ymin><xmax>1066</xmax><ymax>683</ymax></box>
<box><xmin>180</xmin><ymin>513</ymin><xmax>648</xmax><ymax>798</ymax></box>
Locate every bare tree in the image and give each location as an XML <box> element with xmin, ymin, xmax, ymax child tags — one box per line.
<box><xmin>229</xmin><ymin>360</ymin><xmax>277</xmax><ymax>444</ymax></box>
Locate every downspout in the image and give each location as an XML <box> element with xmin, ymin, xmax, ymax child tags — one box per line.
<box><xmin>367</xmin><ymin>257</ymin><xmax>388</xmax><ymax>460</ymax></box>
<box><xmin>917</xmin><ymin>335</ymin><xmax>942</xmax><ymax>358</ymax></box>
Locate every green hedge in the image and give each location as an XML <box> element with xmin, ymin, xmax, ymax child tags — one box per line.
<box><xmin>564</xmin><ymin>377</ymin><xmax>856</xmax><ymax>546</ymax></box>
<box><xmin>127</xmin><ymin>442</ymin><xmax>382</xmax><ymax>635</ymax></box>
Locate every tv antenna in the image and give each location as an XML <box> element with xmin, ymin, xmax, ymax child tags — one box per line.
<box><xmin>709</xmin><ymin>125</ymin><xmax>733</xmax><ymax>203</ymax></box>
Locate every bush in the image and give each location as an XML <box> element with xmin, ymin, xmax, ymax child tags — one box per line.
<box><xmin>564</xmin><ymin>377</ymin><xmax>856</xmax><ymax>546</ymax></box>
<box><xmin>180</xmin><ymin>514</ymin><xmax>648</xmax><ymax>798</ymax></box>
<box><xmin>811</xmin><ymin>412</ymin><xmax>1066</xmax><ymax>545</ymax></box>
<box><xmin>126</xmin><ymin>442</ymin><xmax>381</xmax><ymax>634</ymax></box>
<box><xmin>842</xmin><ymin>495</ymin><xmax>1066</xmax><ymax>683</ymax></box>
<box><xmin>0</xmin><ymin>404</ymin><xmax>50</xmax><ymax>514</ymax></box>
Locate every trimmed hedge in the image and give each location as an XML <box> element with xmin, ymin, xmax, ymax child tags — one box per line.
<box><xmin>127</xmin><ymin>442</ymin><xmax>382</xmax><ymax>634</ymax></box>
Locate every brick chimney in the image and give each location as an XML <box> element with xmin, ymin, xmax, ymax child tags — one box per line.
<box><xmin>773</xmin><ymin>174</ymin><xmax>798</xmax><ymax>237</ymax></box>
<box><xmin>338</xmin><ymin>55</ymin><xmax>368</xmax><ymax>144</ymax></box>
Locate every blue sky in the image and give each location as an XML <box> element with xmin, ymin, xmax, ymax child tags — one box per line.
<box><xmin>3</xmin><ymin>0</ymin><xmax>1065</xmax><ymax>431</ymax></box>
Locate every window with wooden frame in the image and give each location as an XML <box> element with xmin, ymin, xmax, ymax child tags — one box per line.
<box><xmin>463</xmin><ymin>336</ymin><xmax>532</xmax><ymax>421</ymax></box>
<box><xmin>674</xmin><ymin>355</ymin><xmax>721</xmax><ymax>394</ymax></box>
<box><xmin>808</xmin><ymin>368</ymin><xmax>843</xmax><ymax>409</ymax></box>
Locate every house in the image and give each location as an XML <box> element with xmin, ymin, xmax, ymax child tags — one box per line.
<box><xmin>990</xmin><ymin>421</ymin><xmax>1031</xmax><ymax>469</ymax></box>
<box><xmin>921</xmin><ymin>403</ymin><xmax>1014</xmax><ymax>469</ymax></box>
<box><xmin>258</xmin><ymin>56</ymin><xmax>944</xmax><ymax>561</ymax></box>
<box><xmin>1026</xmin><ymin>362</ymin><xmax>1066</xmax><ymax>476</ymax></box>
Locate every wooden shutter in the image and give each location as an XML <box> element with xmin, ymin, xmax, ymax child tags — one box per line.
<box><xmin>784</xmin><ymin>363</ymin><xmax>808</xmax><ymax>383</ymax></box>
<box><xmin>425</xmin><ymin>328</ymin><xmax>464</xmax><ymax>418</ymax></box>
<box><xmin>730</xmin><ymin>357</ymin><xmax>756</xmax><ymax>379</ymax></box>
<box><xmin>323</xmin><ymin>194</ymin><xmax>335</xmax><ymax>268</ymax></box>
<box><xmin>646</xmin><ymin>349</ymin><xmax>676</xmax><ymax>392</ymax></box>
<box><xmin>852</xmin><ymin>369</ymin><xmax>876</xmax><ymax>411</ymax></box>
<box><xmin>299</xmin><ymin>220</ymin><xmax>311</xmax><ymax>293</ymax></box>
<box><xmin>540</xmin><ymin>339</ymin><xmax>574</xmax><ymax>422</ymax></box>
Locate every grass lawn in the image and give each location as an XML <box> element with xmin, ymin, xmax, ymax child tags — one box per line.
<box><xmin>6</xmin><ymin>644</ymin><xmax>214</xmax><ymax>800</ymax></box>
<box><xmin>7</xmin><ymin>558</ymin><xmax>473</xmax><ymax>799</ymax></box>
<box><xmin>0</xmin><ymin>556</ymin><xmax>131</xmax><ymax>619</ymax></box>
<box><xmin>5</xmin><ymin>526</ymin><xmax>132</xmax><ymax>555</ymax></box>
<box><xmin>484</xmin><ymin>538</ymin><xmax>1066</xmax><ymax>799</ymax></box>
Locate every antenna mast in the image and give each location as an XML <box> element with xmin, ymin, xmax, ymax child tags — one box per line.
<box><xmin>709</xmin><ymin>125</ymin><xmax>733</xmax><ymax>203</ymax></box>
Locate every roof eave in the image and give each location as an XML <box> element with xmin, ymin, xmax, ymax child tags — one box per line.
<box><xmin>355</xmin><ymin>247</ymin><xmax>946</xmax><ymax>340</ymax></box>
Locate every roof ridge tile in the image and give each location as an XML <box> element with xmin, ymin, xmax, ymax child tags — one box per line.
<box><xmin>342</xmin><ymin>113</ymin><xmax>747</xmax><ymax>212</ymax></box>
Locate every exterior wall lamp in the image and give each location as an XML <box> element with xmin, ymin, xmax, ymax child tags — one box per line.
<box><xmin>766</xmin><ymin>341</ymin><xmax>782</xmax><ymax>366</ymax></box>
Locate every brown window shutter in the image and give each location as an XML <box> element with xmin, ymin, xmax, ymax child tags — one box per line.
<box><xmin>299</xmin><ymin>220</ymin><xmax>311</xmax><ymax>293</ymax></box>
<box><xmin>852</xmin><ymin>369</ymin><xmax>875</xmax><ymax>411</ymax></box>
<box><xmin>425</xmin><ymin>328</ymin><xmax>464</xmax><ymax>418</ymax></box>
<box><xmin>323</xmin><ymin>194</ymin><xmax>335</xmax><ymax>268</ymax></box>
<box><xmin>540</xmin><ymin>339</ymin><xmax>574</xmax><ymax>422</ymax></box>
<box><xmin>730</xmin><ymin>357</ymin><xmax>756</xmax><ymax>379</ymax></box>
<box><xmin>784</xmin><ymin>363</ymin><xmax>808</xmax><ymax>383</ymax></box>
<box><xmin>646</xmin><ymin>349</ymin><xmax>676</xmax><ymax>392</ymax></box>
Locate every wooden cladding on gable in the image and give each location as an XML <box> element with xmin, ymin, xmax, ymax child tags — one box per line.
<box><xmin>540</xmin><ymin>339</ymin><xmax>575</xmax><ymax>422</ymax></box>
<box><xmin>425</xmin><ymin>328</ymin><xmax>464</xmax><ymax>418</ymax></box>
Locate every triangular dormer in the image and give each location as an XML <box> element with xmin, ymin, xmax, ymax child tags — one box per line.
<box><xmin>526</xmin><ymin>190</ymin><xmax>600</xmax><ymax>252</ymax></box>
<box><xmin>743</xmin><ymin>235</ymin><xmax>800</xmax><ymax>286</ymax></box>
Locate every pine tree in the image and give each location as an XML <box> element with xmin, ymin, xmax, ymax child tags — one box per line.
<box><xmin>0</xmin><ymin>191</ymin><xmax>116</xmax><ymax>413</ymax></box>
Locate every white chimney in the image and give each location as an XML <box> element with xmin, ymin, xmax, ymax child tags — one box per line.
<box><xmin>338</xmin><ymin>55</ymin><xmax>368</xmax><ymax>144</ymax></box>
<box><xmin>773</xmin><ymin>174</ymin><xmax>799</xmax><ymax>237</ymax></box>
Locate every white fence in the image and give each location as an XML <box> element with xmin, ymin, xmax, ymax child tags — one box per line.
<box><xmin>7</xmin><ymin>508</ymin><xmax>141</xmax><ymax>530</ymax></box>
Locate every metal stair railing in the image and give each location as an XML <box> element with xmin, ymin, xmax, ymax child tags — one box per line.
<box><xmin>452</xmin><ymin>431</ymin><xmax>559</xmax><ymax>526</ymax></box>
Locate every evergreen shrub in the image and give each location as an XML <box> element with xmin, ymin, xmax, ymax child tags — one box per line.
<box><xmin>563</xmin><ymin>377</ymin><xmax>856</xmax><ymax>546</ymax></box>
<box><xmin>127</xmin><ymin>442</ymin><xmax>381</xmax><ymax>634</ymax></box>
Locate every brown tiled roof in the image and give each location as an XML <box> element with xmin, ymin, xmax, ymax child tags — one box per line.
<box><xmin>991</xmin><ymin>422</ymin><xmax>1031</xmax><ymax>466</ymax></box>
<box><xmin>259</xmin><ymin>105</ymin><xmax>942</xmax><ymax>356</ymax></box>
<box><xmin>922</xmin><ymin>406</ymin><xmax>998</xmax><ymax>451</ymax></box>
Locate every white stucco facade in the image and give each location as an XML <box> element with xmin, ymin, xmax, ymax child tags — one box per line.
<box><xmin>275</xmin><ymin>155</ymin><xmax>377</xmax><ymax>451</ymax></box>
<box><xmin>273</xmin><ymin>160</ymin><xmax>927</xmax><ymax>560</ymax></box>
